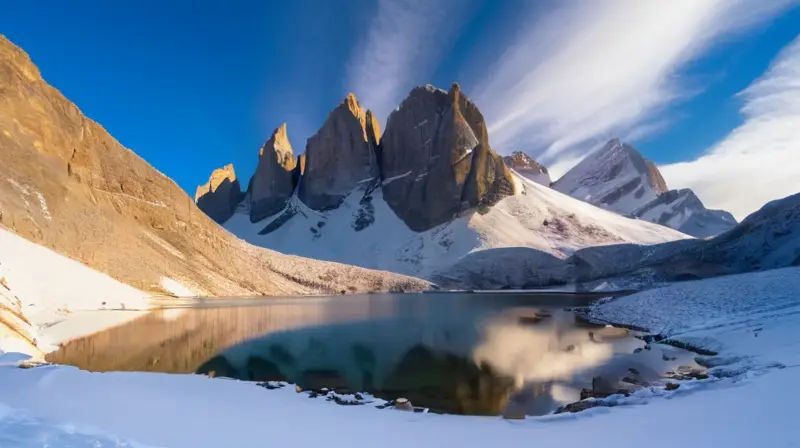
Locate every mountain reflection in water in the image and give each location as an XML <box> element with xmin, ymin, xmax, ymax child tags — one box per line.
<box><xmin>47</xmin><ymin>293</ymin><xmax>641</xmax><ymax>415</ymax></box>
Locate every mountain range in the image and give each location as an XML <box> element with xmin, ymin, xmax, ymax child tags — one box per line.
<box><xmin>197</xmin><ymin>86</ymin><xmax>688</xmax><ymax>278</ymax></box>
<box><xmin>0</xmin><ymin>35</ymin><xmax>427</xmax><ymax>296</ymax></box>
<box><xmin>1</xmin><ymin>33</ymin><xmax>797</xmax><ymax>300</ymax></box>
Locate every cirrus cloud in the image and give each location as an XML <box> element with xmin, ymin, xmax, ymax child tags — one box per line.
<box><xmin>660</xmin><ymin>34</ymin><xmax>800</xmax><ymax>220</ymax></box>
<box><xmin>470</xmin><ymin>0</ymin><xmax>795</xmax><ymax>166</ymax></box>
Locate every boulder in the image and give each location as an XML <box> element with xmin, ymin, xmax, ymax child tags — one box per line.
<box><xmin>298</xmin><ymin>93</ymin><xmax>380</xmax><ymax>211</ymax></box>
<box><xmin>194</xmin><ymin>164</ymin><xmax>243</xmax><ymax>224</ymax></box>
<box><xmin>380</xmin><ymin>83</ymin><xmax>515</xmax><ymax>231</ymax></box>
<box><xmin>249</xmin><ymin>123</ymin><xmax>297</xmax><ymax>222</ymax></box>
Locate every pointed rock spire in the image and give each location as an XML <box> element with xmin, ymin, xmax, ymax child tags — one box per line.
<box><xmin>552</xmin><ymin>138</ymin><xmax>669</xmax><ymax>212</ymax></box>
<box><xmin>250</xmin><ymin>123</ymin><xmax>298</xmax><ymax>222</ymax></box>
<box><xmin>503</xmin><ymin>152</ymin><xmax>551</xmax><ymax>186</ymax></box>
<box><xmin>298</xmin><ymin>93</ymin><xmax>380</xmax><ymax>211</ymax></box>
<box><xmin>379</xmin><ymin>83</ymin><xmax>514</xmax><ymax>231</ymax></box>
<box><xmin>195</xmin><ymin>164</ymin><xmax>243</xmax><ymax>224</ymax></box>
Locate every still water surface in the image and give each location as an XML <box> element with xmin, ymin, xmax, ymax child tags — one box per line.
<box><xmin>48</xmin><ymin>292</ymin><xmax>656</xmax><ymax>416</ymax></box>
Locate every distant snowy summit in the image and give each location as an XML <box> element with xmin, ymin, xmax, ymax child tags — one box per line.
<box><xmin>502</xmin><ymin>151</ymin><xmax>551</xmax><ymax>186</ymax></box>
<box><xmin>552</xmin><ymin>138</ymin><xmax>737</xmax><ymax>238</ymax></box>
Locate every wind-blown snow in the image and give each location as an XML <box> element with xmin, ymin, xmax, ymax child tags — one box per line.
<box><xmin>225</xmin><ymin>171</ymin><xmax>688</xmax><ymax>278</ymax></box>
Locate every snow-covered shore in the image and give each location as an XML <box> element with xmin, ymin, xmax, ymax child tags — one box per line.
<box><xmin>0</xmin><ymin>227</ymin><xmax>203</xmax><ymax>355</ymax></box>
<box><xmin>0</xmin><ymin>267</ymin><xmax>797</xmax><ymax>447</ymax></box>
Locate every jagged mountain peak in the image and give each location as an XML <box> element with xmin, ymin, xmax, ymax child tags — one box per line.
<box><xmin>261</xmin><ymin>123</ymin><xmax>293</xmax><ymax>158</ymax></box>
<box><xmin>503</xmin><ymin>152</ymin><xmax>551</xmax><ymax>186</ymax></box>
<box><xmin>299</xmin><ymin>93</ymin><xmax>381</xmax><ymax>211</ymax></box>
<box><xmin>553</xmin><ymin>138</ymin><xmax>668</xmax><ymax>213</ymax></box>
<box><xmin>249</xmin><ymin>123</ymin><xmax>300</xmax><ymax>222</ymax></box>
<box><xmin>195</xmin><ymin>163</ymin><xmax>237</xmax><ymax>202</ymax></box>
<box><xmin>259</xmin><ymin>123</ymin><xmax>295</xmax><ymax>171</ymax></box>
<box><xmin>195</xmin><ymin>163</ymin><xmax>243</xmax><ymax>224</ymax></box>
<box><xmin>380</xmin><ymin>82</ymin><xmax>514</xmax><ymax>231</ymax></box>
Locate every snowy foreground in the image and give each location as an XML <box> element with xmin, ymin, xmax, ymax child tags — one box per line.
<box><xmin>1</xmin><ymin>267</ymin><xmax>798</xmax><ymax>447</ymax></box>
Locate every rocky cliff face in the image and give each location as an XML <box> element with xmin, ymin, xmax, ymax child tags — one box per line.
<box><xmin>249</xmin><ymin>123</ymin><xmax>297</xmax><ymax>222</ymax></box>
<box><xmin>503</xmin><ymin>152</ymin><xmax>551</xmax><ymax>186</ymax></box>
<box><xmin>195</xmin><ymin>164</ymin><xmax>243</xmax><ymax>224</ymax></box>
<box><xmin>553</xmin><ymin>138</ymin><xmax>736</xmax><ymax>238</ymax></box>
<box><xmin>298</xmin><ymin>93</ymin><xmax>380</xmax><ymax>211</ymax></box>
<box><xmin>0</xmin><ymin>35</ymin><xmax>429</xmax><ymax>296</ymax></box>
<box><xmin>380</xmin><ymin>83</ymin><xmax>514</xmax><ymax>231</ymax></box>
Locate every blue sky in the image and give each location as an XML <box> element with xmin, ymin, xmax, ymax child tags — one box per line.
<box><xmin>2</xmin><ymin>0</ymin><xmax>799</xmax><ymax>218</ymax></box>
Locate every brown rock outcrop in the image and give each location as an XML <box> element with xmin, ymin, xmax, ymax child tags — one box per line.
<box><xmin>195</xmin><ymin>164</ymin><xmax>243</xmax><ymax>224</ymax></box>
<box><xmin>503</xmin><ymin>152</ymin><xmax>551</xmax><ymax>186</ymax></box>
<box><xmin>249</xmin><ymin>123</ymin><xmax>297</xmax><ymax>222</ymax></box>
<box><xmin>298</xmin><ymin>93</ymin><xmax>380</xmax><ymax>211</ymax></box>
<box><xmin>380</xmin><ymin>83</ymin><xmax>515</xmax><ymax>231</ymax></box>
<box><xmin>0</xmin><ymin>34</ymin><xmax>429</xmax><ymax>296</ymax></box>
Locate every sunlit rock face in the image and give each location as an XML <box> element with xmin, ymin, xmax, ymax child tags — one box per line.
<box><xmin>299</xmin><ymin>94</ymin><xmax>381</xmax><ymax>211</ymax></box>
<box><xmin>249</xmin><ymin>123</ymin><xmax>297</xmax><ymax>222</ymax></box>
<box><xmin>195</xmin><ymin>164</ymin><xmax>243</xmax><ymax>224</ymax></box>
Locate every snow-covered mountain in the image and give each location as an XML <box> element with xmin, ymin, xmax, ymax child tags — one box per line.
<box><xmin>553</xmin><ymin>139</ymin><xmax>737</xmax><ymax>238</ymax></box>
<box><xmin>552</xmin><ymin>139</ymin><xmax>668</xmax><ymax>213</ymax></box>
<box><xmin>632</xmin><ymin>189</ymin><xmax>737</xmax><ymax>239</ymax></box>
<box><xmin>201</xmin><ymin>85</ymin><xmax>688</xmax><ymax>279</ymax></box>
<box><xmin>502</xmin><ymin>152</ymin><xmax>551</xmax><ymax>186</ymax></box>
<box><xmin>224</xmin><ymin>170</ymin><xmax>687</xmax><ymax>278</ymax></box>
<box><xmin>569</xmin><ymin>192</ymin><xmax>800</xmax><ymax>288</ymax></box>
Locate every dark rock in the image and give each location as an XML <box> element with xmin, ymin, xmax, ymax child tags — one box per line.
<box><xmin>299</xmin><ymin>94</ymin><xmax>380</xmax><ymax>211</ymax></box>
<box><xmin>298</xmin><ymin>369</ymin><xmax>349</xmax><ymax>392</ymax></box>
<box><xmin>555</xmin><ymin>399</ymin><xmax>615</xmax><ymax>414</ymax></box>
<box><xmin>196</xmin><ymin>355</ymin><xmax>239</xmax><ymax>379</ymax></box>
<box><xmin>195</xmin><ymin>164</ymin><xmax>243</xmax><ymax>224</ymax></box>
<box><xmin>380</xmin><ymin>83</ymin><xmax>515</xmax><ymax>231</ymax></box>
<box><xmin>665</xmin><ymin>382</ymin><xmax>680</xmax><ymax>391</ymax></box>
<box><xmin>659</xmin><ymin>339</ymin><xmax>718</xmax><ymax>356</ymax></box>
<box><xmin>249</xmin><ymin>123</ymin><xmax>297</xmax><ymax>222</ymax></box>
<box><xmin>257</xmin><ymin>207</ymin><xmax>297</xmax><ymax>235</ymax></box>
<box><xmin>244</xmin><ymin>356</ymin><xmax>286</xmax><ymax>382</ymax></box>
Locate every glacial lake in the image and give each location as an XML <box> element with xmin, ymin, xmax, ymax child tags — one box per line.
<box><xmin>47</xmin><ymin>292</ymin><xmax>700</xmax><ymax>416</ymax></box>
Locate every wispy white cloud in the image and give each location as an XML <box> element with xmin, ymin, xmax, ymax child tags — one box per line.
<box><xmin>471</xmin><ymin>0</ymin><xmax>794</xmax><ymax>165</ymax></box>
<box><xmin>346</xmin><ymin>0</ymin><xmax>467</xmax><ymax>123</ymax></box>
<box><xmin>660</xmin><ymin>34</ymin><xmax>800</xmax><ymax>220</ymax></box>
